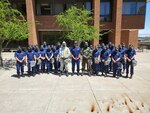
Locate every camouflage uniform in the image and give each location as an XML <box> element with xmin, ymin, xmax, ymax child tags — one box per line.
<box><xmin>81</xmin><ymin>47</ymin><xmax>92</xmax><ymax>75</ymax></box>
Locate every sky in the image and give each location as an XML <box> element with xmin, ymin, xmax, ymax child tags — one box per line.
<box><xmin>138</xmin><ymin>2</ymin><xmax>150</xmax><ymax>37</ymax></box>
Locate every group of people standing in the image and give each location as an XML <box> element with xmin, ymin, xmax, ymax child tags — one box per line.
<box><xmin>15</xmin><ymin>41</ymin><xmax>137</xmax><ymax>79</ymax></box>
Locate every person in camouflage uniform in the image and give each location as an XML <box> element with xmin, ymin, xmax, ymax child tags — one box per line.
<box><xmin>81</xmin><ymin>42</ymin><xmax>92</xmax><ymax>76</ymax></box>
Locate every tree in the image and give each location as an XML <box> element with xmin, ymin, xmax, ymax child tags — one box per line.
<box><xmin>0</xmin><ymin>0</ymin><xmax>29</xmax><ymax>66</ymax></box>
<box><xmin>56</xmin><ymin>6</ymin><xmax>100</xmax><ymax>44</ymax></box>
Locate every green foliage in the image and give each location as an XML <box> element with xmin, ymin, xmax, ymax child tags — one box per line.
<box><xmin>56</xmin><ymin>6</ymin><xmax>99</xmax><ymax>42</ymax></box>
<box><xmin>0</xmin><ymin>0</ymin><xmax>29</xmax><ymax>41</ymax></box>
<box><xmin>0</xmin><ymin>0</ymin><xmax>29</xmax><ymax>66</ymax></box>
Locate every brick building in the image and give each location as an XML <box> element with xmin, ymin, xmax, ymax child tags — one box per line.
<box><xmin>9</xmin><ymin>0</ymin><xmax>146</xmax><ymax>47</ymax></box>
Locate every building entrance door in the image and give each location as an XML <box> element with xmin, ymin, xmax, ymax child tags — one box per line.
<box><xmin>39</xmin><ymin>31</ymin><xmax>72</xmax><ymax>46</ymax></box>
<box><xmin>100</xmin><ymin>30</ymin><xmax>109</xmax><ymax>45</ymax></box>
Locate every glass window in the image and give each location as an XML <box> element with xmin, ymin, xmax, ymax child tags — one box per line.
<box><xmin>100</xmin><ymin>0</ymin><xmax>112</xmax><ymax>22</ymax></box>
<box><xmin>122</xmin><ymin>2</ymin><xmax>136</xmax><ymax>15</ymax></box>
<box><xmin>36</xmin><ymin>0</ymin><xmax>92</xmax><ymax>15</ymax></box>
<box><xmin>37</xmin><ymin>0</ymin><xmax>52</xmax><ymax>15</ymax></box>
<box><xmin>122</xmin><ymin>1</ymin><xmax>146</xmax><ymax>15</ymax></box>
<box><xmin>86</xmin><ymin>2</ymin><xmax>91</xmax><ymax>11</ymax></box>
<box><xmin>100</xmin><ymin>2</ymin><xmax>110</xmax><ymax>16</ymax></box>
<box><xmin>54</xmin><ymin>4</ymin><xmax>64</xmax><ymax>15</ymax></box>
<box><xmin>137</xmin><ymin>2</ymin><xmax>146</xmax><ymax>14</ymax></box>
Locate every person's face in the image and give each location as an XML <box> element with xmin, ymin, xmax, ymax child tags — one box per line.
<box><xmin>35</xmin><ymin>48</ymin><xmax>38</xmax><ymax>52</ymax></box>
<box><xmin>62</xmin><ymin>43</ymin><xmax>66</xmax><ymax>47</ymax></box>
<box><xmin>17</xmin><ymin>49</ymin><xmax>21</xmax><ymax>53</ymax></box>
<box><xmin>129</xmin><ymin>46</ymin><xmax>132</xmax><ymax>51</ymax></box>
<box><xmin>103</xmin><ymin>47</ymin><xmax>106</xmax><ymax>51</ymax></box>
<box><xmin>43</xmin><ymin>42</ymin><xmax>46</xmax><ymax>45</ymax></box>
<box><xmin>85</xmin><ymin>42</ymin><xmax>88</xmax><ymax>47</ymax></box>
<box><xmin>74</xmin><ymin>43</ymin><xmax>77</xmax><ymax>47</ymax></box>
<box><xmin>28</xmin><ymin>48</ymin><xmax>32</xmax><ymax>52</ymax></box>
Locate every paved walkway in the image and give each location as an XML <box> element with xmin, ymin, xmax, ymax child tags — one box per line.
<box><xmin>0</xmin><ymin>52</ymin><xmax>150</xmax><ymax>113</ymax></box>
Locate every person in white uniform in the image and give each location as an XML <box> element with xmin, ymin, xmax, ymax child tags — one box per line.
<box><xmin>59</xmin><ymin>41</ymin><xmax>71</xmax><ymax>76</ymax></box>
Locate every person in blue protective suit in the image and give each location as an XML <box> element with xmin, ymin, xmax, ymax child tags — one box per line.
<box><xmin>118</xmin><ymin>44</ymin><xmax>126</xmax><ymax>75</ymax></box>
<box><xmin>125</xmin><ymin>45</ymin><xmax>136</xmax><ymax>79</ymax></box>
<box><xmin>101</xmin><ymin>46</ymin><xmax>111</xmax><ymax>76</ymax></box>
<box><xmin>112</xmin><ymin>47</ymin><xmax>121</xmax><ymax>79</ymax></box>
<box><xmin>71</xmin><ymin>41</ymin><xmax>81</xmax><ymax>76</ymax></box>
<box><xmin>106</xmin><ymin>44</ymin><xmax>112</xmax><ymax>73</ymax></box>
<box><xmin>92</xmin><ymin>46</ymin><xmax>101</xmax><ymax>76</ymax></box>
<box><xmin>43</xmin><ymin>41</ymin><xmax>48</xmax><ymax>52</ymax></box>
<box><xmin>108</xmin><ymin>43</ymin><xmax>115</xmax><ymax>72</ymax></box>
<box><xmin>34</xmin><ymin>46</ymin><xmax>41</xmax><ymax>74</ymax></box>
<box><xmin>40</xmin><ymin>45</ymin><xmax>46</xmax><ymax>73</ymax></box>
<box><xmin>53</xmin><ymin>46</ymin><xmax>59</xmax><ymax>74</ymax></box>
<box><xmin>14</xmin><ymin>47</ymin><xmax>26</xmax><ymax>78</ymax></box>
<box><xmin>26</xmin><ymin>46</ymin><xmax>35</xmax><ymax>76</ymax></box>
<box><xmin>121</xmin><ymin>43</ymin><xmax>127</xmax><ymax>73</ymax></box>
<box><xmin>45</xmin><ymin>45</ymin><xmax>53</xmax><ymax>74</ymax></box>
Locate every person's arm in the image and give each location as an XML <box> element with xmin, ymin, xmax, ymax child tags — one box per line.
<box><xmin>45</xmin><ymin>53</ymin><xmax>49</xmax><ymax>61</ymax></box>
<box><xmin>124</xmin><ymin>52</ymin><xmax>130</xmax><ymax>61</ymax></box>
<box><xmin>50</xmin><ymin>52</ymin><xmax>53</xmax><ymax>59</ymax></box>
<box><xmin>98</xmin><ymin>54</ymin><xmax>100</xmax><ymax>60</ymax></box>
<box><xmin>71</xmin><ymin>49</ymin><xmax>76</xmax><ymax>60</ymax></box>
<box><xmin>34</xmin><ymin>55</ymin><xmax>37</xmax><ymax>61</ymax></box>
<box><xmin>22</xmin><ymin>55</ymin><xmax>26</xmax><ymax>62</ymax></box>
<box><xmin>25</xmin><ymin>55</ymin><xmax>28</xmax><ymax>64</ymax></box>
<box><xmin>59</xmin><ymin>48</ymin><xmax>62</xmax><ymax>58</ymax></box>
<box><xmin>109</xmin><ymin>52</ymin><xmax>111</xmax><ymax>57</ymax></box>
<box><xmin>101</xmin><ymin>54</ymin><xmax>105</xmax><ymax>62</ymax></box>
<box><xmin>14</xmin><ymin>53</ymin><xmax>21</xmax><ymax>62</ymax></box>
<box><xmin>15</xmin><ymin>57</ymin><xmax>22</xmax><ymax>63</ymax></box>
<box><xmin>37</xmin><ymin>54</ymin><xmax>41</xmax><ymax>59</ymax></box>
<box><xmin>126</xmin><ymin>56</ymin><xmax>131</xmax><ymax>62</ymax></box>
<box><xmin>41</xmin><ymin>53</ymin><xmax>45</xmax><ymax>60</ymax></box>
<box><xmin>34</xmin><ymin>55</ymin><xmax>36</xmax><ymax>61</ymax></box>
<box><xmin>56</xmin><ymin>53</ymin><xmax>59</xmax><ymax>61</ymax></box>
<box><xmin>116</xmin><ymin>57</ymin><xmax>120</xmax><ymax>62</ymax></box>
<box><xmin>76</xmin><ymin>47</ymin><xmax>81</xmax><ymax>60</ymax></box>
<box><xmin>102</xmin><ymin>58</ymin><xmax>105</xmax><ymax>62</ymax></box>
<box><xmin>131</xmin><ymin>51</ymin><xmax>136</xmax><ymax>60</ymax></box>
<box><xmin>76</xmin><ymin>53</ymin><xmax>80</xmax><ymax>60</ymax></box>
<box><xmin>112</xmin><ymin>57</ymin><xmax>116</xmax><ymax>63</ymax></box>
<box><xmin>116</xmin><ymin>53</ymin><xmax>121</xmax><ymax>62</ymax></box>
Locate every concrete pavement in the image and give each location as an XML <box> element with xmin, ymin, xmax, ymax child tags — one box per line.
<box><xmin>0</xmin><ymin>52</ymin><xmax>150</xmax><ymax>113</ymax></box>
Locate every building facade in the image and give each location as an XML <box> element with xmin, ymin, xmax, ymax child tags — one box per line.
<box><xmin>9</xmin><ymin>0</ymin><xmax>146</xmax><ymax>47</ymax></box>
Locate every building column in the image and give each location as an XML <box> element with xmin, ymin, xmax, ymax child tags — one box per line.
<box><xmin>26</xmin><ymin>0</ymin><xmax>38</xmax><ymax>45</ymax></box>
<box><xmin>121</xmin><ymin>30</ymin><xmax>138</xmax><ymax>47</ymax></box>
<box><xmin>92</xmin><ymin>0</ymin><xmax>100</xmax><ymax>46</ymax></box>
<box><xmin>109</xmin><ymin>0</ymin><xmax>122</xmax><ymax>46</ymax></box>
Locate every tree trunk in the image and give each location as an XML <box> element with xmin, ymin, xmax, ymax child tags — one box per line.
<box><xmin>0</xmin><ymin>39</ymin><xmax>4</xmax><ymax>67</ymax></box>
<box><xmin>5</xmin><ymin>40</ymin><xmax>10</xmax><ymax>48</ymax></box>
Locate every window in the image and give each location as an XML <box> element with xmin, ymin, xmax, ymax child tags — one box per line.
<box><xmin>100</xmin><ymin>0</ymin><xmax>112</xmax><ymax>22</ymax></box>
<box><xmin>137</xmin><ymin>2</ymin><xmax>146</xmax><ymax>14</ymax></box>
<box><xmin>9</xmin><ymin>0</ymin><xmax>26</xmax><ymax>15</ymax></box>
<box><xmin>85</xmin><ymin>2</ymin><xmax>92</xmax><ymax>11</ymax></box>
<box><xmin>36</xmin><ymin>0</ymin><xmax>91</xmax><ymax>15</ymax></box>
<box><xmin>100</xmin><ymin>2</ymin><xmax>110</xmax><ymax>16</ymax></box>
<box><xmin>122</xmin><ymin>0</ymin><xmax>146</xmax><ymax>15</ymax></box>
<box><xmin>122</xmin><ymin>2</ymin><xmax>136</xmax><ymax>15</ymax></box>
<box><xmin>36</xmin><ymin>0</ymin><xmax>52</xmax><ymax>15</ymax></box>
<box><xmin>54</xmin><ymin>4</ymin><xmax>64</xmax><ymax>15</ymax></box>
